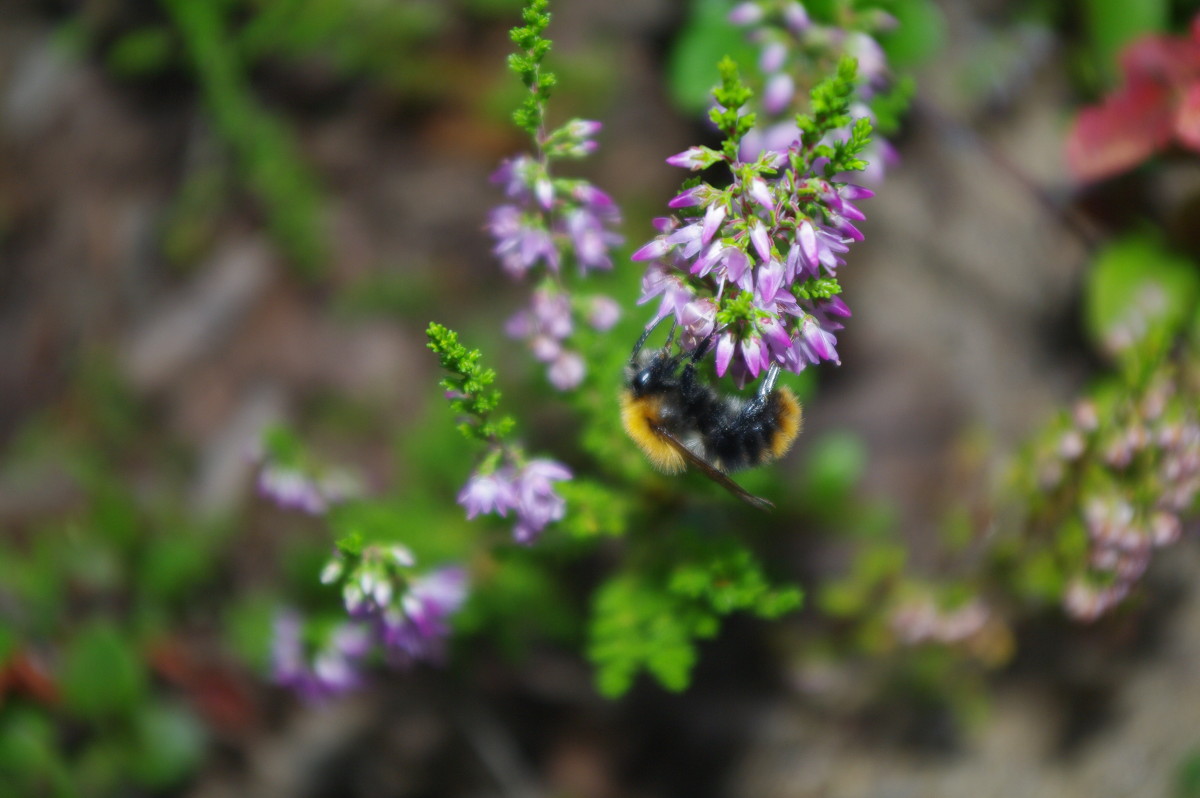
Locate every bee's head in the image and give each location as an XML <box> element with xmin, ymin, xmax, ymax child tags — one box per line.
<box><xmin>626</xmin><ymin>347</ymin><xmax>678</xmax><ymax>398</ymax></box>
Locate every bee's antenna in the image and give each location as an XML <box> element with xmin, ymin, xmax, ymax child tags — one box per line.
<box><xmin>631</xmin><ymin>316</ymin><xmax>668</xmax><ymax>361</ymax></box>
<box><xmin>759</xmin><ymin>364</ymin><xmax>781</xmax><ymax>397</ymax></box>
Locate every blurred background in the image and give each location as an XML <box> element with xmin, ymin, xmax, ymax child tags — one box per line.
<box><xmin>2</xmin><ymin>0</ymin><xmax>1200</xmax><ymax>796</ymax></box>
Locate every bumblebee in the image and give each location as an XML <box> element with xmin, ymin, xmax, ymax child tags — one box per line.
<box><xmin>620</xmin><ymin>324</ymin><xmax>802</xmax><ymax>511</ymax></box>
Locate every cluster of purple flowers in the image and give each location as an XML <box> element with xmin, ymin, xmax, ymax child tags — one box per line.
<box><xmin>254</xmin><ymin>451</ymin><xmax>359</xmax><ymax>515</ymax></box>
<box><xmin>271</xmin><ymin>544</ymin><xmax>469</xmax><ymax>701</ymax></box>
<box><xmin>504</xmin><ymin>287</ymin><xmax>620</xmax><ymax>391</ymax></box>
<box><xmin>730</xmin><ymin>0</ymin><xmax>899</xmax><ymax>183</ymax></box>
<box><xmin>889</xmin><ymin>594</ymin><xmax>992</xmax><ymax>647</ymax></box>
<box><xmin>458</xmin><ymin>458</ymin><xmax>572</xmax><ymax>544</ymax></box>
<box><xmin>633</xmin><ymin>138</ymin><xmax>871</xmax><ymax>387</ymax></box>
<box><xmin>1052</xmin><ymin>390</ymin><xmax>1199</xmax><ymax>622</ymax></box>
<box><xmin>486</xmin><ymin>120</ymin><xmax>623</xmax><ymax>390</ymax></box>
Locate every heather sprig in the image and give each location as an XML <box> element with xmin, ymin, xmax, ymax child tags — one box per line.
<box><xmin>729</xmin><ymin>0</ymin><xmax>903</xmax><ymax>182</ymax></box>
<box><xmin>427</xmin><ymin>322</ymin><xmax>573</xmax><ymax>545</ymax></box>
<box><xmin>632</xmin><ymin>58</ymin><xmax>873</xmax><ymax>386</ymax></box>
<box><xmin>487</xmin><ymin>0</ymin><xmax>623</xmax><ymax>391</ymax></box>
<box><xmin>253</xmin><ymin>425</ymin><xmax>360</xmax><ymax>515</ymax></box>
<box><xmin>507</xmin><ymin>0</ymin><xmax>555</xmax><ymax>137</ymax></box>
<box><xmin>427</xmin><ymin>322</ymin><xmax>515</xmax><ymax>444</ymax></box>
<box><xmin>271</xmin><ymin>544</ymin><xmax>469</xmax><ymax>702</ymax></box>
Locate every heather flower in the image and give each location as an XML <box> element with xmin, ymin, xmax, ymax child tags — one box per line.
<box><xmin>458</xmin><ymin>468</ymin><xmax>519</xmax><ymax>519</ymax></box>
<box><xmin>487</xmin><ymin>204</ymin><xmax>560</xmax><ymax>278</ymax></box>
<box><xmin>271</xmin><ymin>611</ymin><xmax>371</xmax><ymax>702</ymax></box>
<box><xmin>505</xmin><ymin>286</ymin><xmax>589</xmax><ymax>388</ymax></box>
<box><xmin>586</xmin><ymin>295</ymin><xmax>621</xmax><ymax>331</ymax></box>
<box><xmin>457</xmin><ymin>455</ymin><xmax>573</xmax><ymax>544</ymax></box>
<box><xmin>890</xmin><ymin>596</ymin><xmax>991</xmax><ymax>646</ymax></box>
<box><xmin>486</xmin><ymin>101</ymin><xmax>623</xmax><ymax>392</ymax></box>
<box><xmin>379</xmin><ymin>566</ymin><xmax>469</xmax><ymax>661</ymax></box>
<box><xmin>255</xmin><ymin>457</ymin><xmax>359</xmax><ymax>516</ymax></box>
<box><xmin>288</xmin><ymin>544</ymin><xmax>472</xmax><ymax>697</ymax></box>
<box><xmin>630</xmin><ymin>55</ymin><xmax>877</xmax><ymax>385</ymax></box>
<box><xmin>548</xmin><ymin>350</ymin><xmax>585</xmax><ymax>390</ymax></box>
<box><xmin>512</xmin><ymin>459</ymin><xmax>572</xmax><ymax>544</ymax></box>
<box><xmin>729</xmin><ymin>0</ymin><xmax>901</xmax><ymax>181</ymax></box>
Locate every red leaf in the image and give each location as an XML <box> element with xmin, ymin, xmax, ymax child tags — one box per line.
<box><xmin>1174</xmin><ymin>82</ymin><xmax>1200</xmax><ymax>151</ymax></box>
<box><xmin>1066</xmin><ymin>80</ymin><xmax>1174</xmax><ymax>182</ymax></box>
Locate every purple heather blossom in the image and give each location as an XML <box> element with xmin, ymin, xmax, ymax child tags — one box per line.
<box><xmin>564</xmin><ymin>206</ymin><xmax>621</xmax><ymax>273</ymax></box>
<box><xmin>760</xmin><ymin>40</ymin><xmax>788</xmax><ymax>73</ymax></box>
<box><xmin>666</xmin><ymin>147</ymin><xmax>714</xmax><ymax>170</ymax></box>
<box><xmin>458</xmin><ymin>468</ymin><xmax>519</xmax><ymax>519</ymax></box>
<box><xmin>512</xmin><ymin>459</ymin><xmax>572</xmax><ymax>544</ymax></box>
<box><xmin>679</xmin><ymin>298</ymin><xmax>717</xmax><ymax>350</ymax></box>
<box><xmin>763</xmin><ymin>73</ymin><xmax>796</xmax><ymax>114</ymax></box>
<box><xmin>669</xmin><ymin>186</ymin><xmax>707</xmax><ymax>209</ymax></box>
<box><xmin>487</xmin><ymin>119</ymin><xmax>622</xmax><ymax>394</ymax></box>
<box><xmin>728</xmin><ymin>1</ymin><xmax>765</xmax><ymax>26</ymax></box>
<box><xmin>257</xmin><ymin>462</ymin><xmax>359</xmax><ymax>515</ymax></box>
<box><xmin>458</xmin><ymin>456</ymin><xmax>573</xmax><ymax>544</ymax></box>
<box><xmin>380</xmin><ymin>566</ymin><xmax>469</xmax><ymax>661</ymax></box>
<box><xmin>271</xmin><ymin>611</ymin><xmax>371</xmax><ymax>702</ymax></box>
<box><xmin>506</xmin><ymin>287</ymin><xmax>591</xmax><ymax>389</ymax></box>
<box><xmin>637</xmin><ymin>262</ymin><xmax>694</xmax><ymax>326</ymax></box>
<box><xmin>491</xmin><ymin>155</ymin><xmax>540</xmax><ymax>201</ymax></box>
<box><xmin>782</xmin><ymin>1</ymin><xmax>810</xmax><ymax>33</ymax></box>
<box><xmin>548</xmin><ymin>351</ymin><xmax>586</xmax><ymax>390</ymax></box>
<box><xmin>487</xmin><ymin>204</ymin><xmax>559</xmax><ymax>278</ymax></box>
<box><xmin>890</xmin><ymin>597</ymin><xmax>991</xmax><ymax>646</ymax></box>
<box><xmin>586</xmin><ymin>295</ymin><xmax>621</xmax><ymax>331</ymax></box>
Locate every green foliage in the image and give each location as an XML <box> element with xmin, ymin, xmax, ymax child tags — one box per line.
<box><xmin>1083</xmin><ymin>233</ymin><xmax>1200</xmax><ymax>356</ymax></box>
<box><xmin>426</xmin><ymin>322</ymin><xmax>517</xmax><ymax>444</ymax></box>
<box><xmin>454</xmin><ymin>549</ymin><xmax>580</xmax><ymax>657</ymax></box>
<box><xmin>508</xmin><ymin>0</ymin><xmax>556</xmax><ymax>136</ymax></box>
<box><xmin>106</xmin><ymin>26</ymin><xmax>175</xmax><ymax>76</ymax></box>
<box><xmin>62</xmin><ymin>621</ymin><xmax>148</xmax><ymax>721</ymax></box>
<box><xmin>127</xmin><ymin>703</ymin><xmax>207</xmax><ymax>789</ymax></box>
<box><xmin>589</xmin><ymin>540</ymin><xmax>802</xmax><ymax>696</ymax></box>
<box><xmin>801</xmin><ymin>430</ymin><xmax>867</xmax><ymax>504</ymax></box>
<box><xmin>588</xmin><ymin>574</ymin><xmax>712</xmax><ymax>697</ymax></box>
<box><xmin>1178</xmin><ymin>747</ymin><xmax>1200</xmax><ymax>798</ymax></box>
<box><xmin>160</xmin><ymin>0</ymin><xmax>326</xmax><ymax>276</ymax></box>
<box><xmin>875</xmin><ymin>0</ymin><xmax>946</xmax><ymax>68</ymax></box>
<box><xmin>1082</xmin><ymin>0</ymin><xmax>1167</xmax><ymax>84</ymax></box>
<box><xmin>667</xmin><ymin>0</ymin><xmax>759</xmax><ymax>112</ymax></box>
<box><xmin>794</xmin><ymin>276</ymin><xmax>843</xmax><ymax>301</ymax></box>
<box><xmin>799</xmin><ymin>57</ymin><xmax>864</xmax><ymax>156</ymax></box>
<box><xmin>557</xmin><ymin>480</ymin><xmax>631</xmax><ymax>538</ymax></box>
<box><xmin>711</xmin><ymin>57</ymin><xmax>757</xmax><ymax>159</ymax></box>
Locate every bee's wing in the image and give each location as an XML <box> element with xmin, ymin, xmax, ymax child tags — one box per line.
<box><xmin>652</xmin><ymin>424</ymin><xmax>774</xmax><ymax>512</ymax></box>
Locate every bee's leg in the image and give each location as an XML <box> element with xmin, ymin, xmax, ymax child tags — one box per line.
<box><xmin>758</xmin><ymin>364</ymin><xmax>781</xmax><ymax>398</ymax></box>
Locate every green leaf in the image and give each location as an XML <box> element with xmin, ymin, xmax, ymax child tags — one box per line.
<box><xmin>1177</xmin><ymin>747</ymin><xmax>1200</xmax><ymax>798</ymax></box>
<box><xmin>588</xmin><ymin>575</ymin><xmax>706</xmax><ymax>697</ymax></box>
<box><xmin>107</xmin><ymin>27</ymin><xmax>175</xmax><ymax>76</ymax></box>
<box><xmin>1082</xmin><ymin>0</ymin><xmax>1167</xmax><ymax>84</ymax></box>
<box><xmin>128</xmin><ymin>703</ymin><xmax>207</xmax><ymax>788</ymax></box>
<box><xmin>803</xmin><ymin>431</ymin><xmax>867</xmax><ymax>502</ymax></box>
<box><xmin>666</xmin><ymin>0</ymin><xmax>757</xmax><ymax>113</ymax></box>
<box><xmin>138</xmin><ymin>534</ymin><xmax>212</xmax><ymax>603</ymax></box>
<box><xmin>557</xmin><ymin>480</ymin><xmax>630</xmax><ymax>538</ymax></box>
<box><xmin>1084</xmin><ymin>234</ymin><xmax>1200</xmax><ymax>350</ymax></box>
<box><xmin>224</xmin><ymin>593</ymin><xmax>278</xmax><ymax>673</ymax></box>
<box><xmin>62</xmin><ymin>621</ymin><xmax>147</xmax><ymax>720</ymax></box>
<box><xmin>877</xmin><ymin>0</ymin><xmax>946</xmax><ymax>69</ymax></box>
<box><xmin>0</xmin><ymin>710</ymin><xmax>72</xmax><ymax>796</ymax></box>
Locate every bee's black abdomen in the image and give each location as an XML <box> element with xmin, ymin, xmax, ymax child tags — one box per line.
<box><xmin>705</xmin><ymin>394</ymin><xmax>777</xmax><ymax>471</ymax></box>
